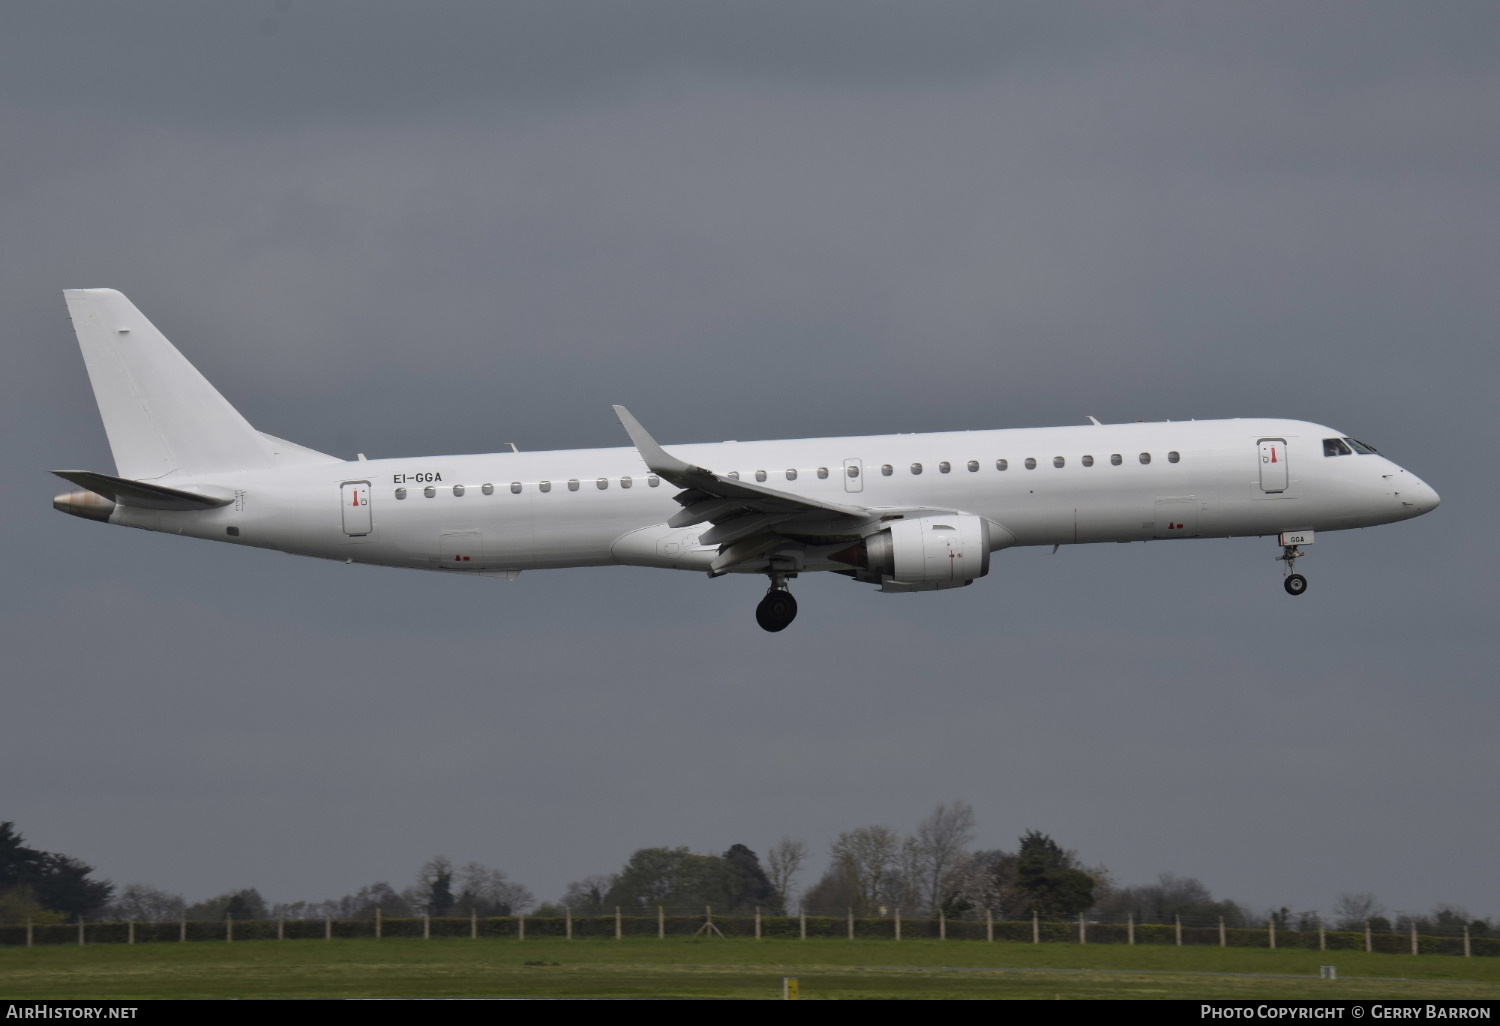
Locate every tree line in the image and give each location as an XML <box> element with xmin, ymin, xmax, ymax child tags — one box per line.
<box><xmin>0</xmin><ymin>815</ymin><xmax>1490</xmax><ymax>939</ymax></box>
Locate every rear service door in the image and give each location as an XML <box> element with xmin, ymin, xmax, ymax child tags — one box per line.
<box><xmin>341</xmin><ymin>481</ymin><xmax>372</xmax><ymax>536</ymax></box>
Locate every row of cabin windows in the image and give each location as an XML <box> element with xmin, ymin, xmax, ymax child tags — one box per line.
<box><xmin>877</xmin><ymin>451</ymin><xmax>1179</xmax><ymax>475</ymax></box>
<box><xmin>393</xmin><ymin>450</ymin><xmax>1184</xmax><ymax>498</ymax></box>
<box><xmin>732</xmin><ymin>451</ymin><xmax>1181</xmax><ymax>481</ymax></box>
<box><xmin>396</xmin><ymin>474</ymin><xmax>662</xmax><ymax>499</ymax></box>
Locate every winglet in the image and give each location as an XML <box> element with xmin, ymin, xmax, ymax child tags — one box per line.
<box><xmin>612</xmin><ymin>405</ymin><xmax>701</xmax><ymax>480</ymax></box>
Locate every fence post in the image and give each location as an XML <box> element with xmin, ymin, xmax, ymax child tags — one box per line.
<box><xmin>1077</xmin><ymin>913</ymin><xmax>1085</xmax><ymax>945</ymax></box>
<box><xmin>1464</xmin><ymin>925</ymin><xmax>1471</xmax><ymax>958</ymax></box>
<box><xmin>324</xmin><ymin>914</ymin><xmax>331</xmax><ymax>942</ymax></box>
<box><xmin>1318</xmin><ymin>916</ymin><xmax>1326</xmax><ymax>952</ymax></box>
<box><xmin>1410</xmin><ymin>922</ymin><xmax>1418</xmax><ymax>956</ymax></box>
<box><xmin>985</xmin><ymin>909</ymin><xmax>992</xmax><ymax>943</ymax></box>
<box><xmin>1365</xmin><ymin>921</ymin><xmax>1371</xmax><ymax>953</ymax></box>
<box><xmin>519</xmin><ymin>914</ymin><xmax>525</xmax><ymax>942</ymax></box>
<box><xmin>799</xmin><ymin>907</ymin><xmax>806</xmax><ymax>941</ymax></box>
<box><xmin>658</xmin><ymin>906</ymin><xmax>665</xmax><ymax>940</ymax></box>
<box><xmin>278</xmin><ymin>918</ymin><xmax>284</xmax><ymax>941</ymax></box>
<box><xmin>615</xmin><ymin>907</ymin><xmax>622</xmax><ymax>941</ymax></box>
<box><xmin>1175</xmin><ymin>915</ymin><xmax>1182</xmax><ymax>947</ymax></box>
<box><xmin>1219</xmin><ymin>915</ymin><xmax>1226</xmax><ymax>948</ymax></box>
<box><xmin>423</xmin><ymin>914</ymin><xmax>430</xmax><ymax>941</ymax></box>
<box><xmin>755</xmin><ymin>906</ymin><xmax>761</xmax><ymax>940</ymax></box>
<box><xmin>847</xmin><ymin>908</ymin><xmax>854</xmax><ymax>941</ymax></box>
<box><xmin>375</xmin><ymin>907</ymin><xmax>382</xmax><ymax>939</ymax></box>
<box><xmin>26</xmin><ymin>919</ymin><xmax>33</xmax><ymax>948</ymax></box>
<box><xmin>895</xmin><ymin>908</ymin><xmax>901</xmax><ymax>942</ymax></box>
<box><xmin>226</xmin><ymin>915</ymin><xmax>232</xmax><ymax>943</ymax></box>
<box><xmin>128</xmin><ymin>921</ymin><xmax>135</xmax><ymax>946</ymax></box>
<box><xmin>940</xmin><ymin>910</ymin><xmax>946</xmax><ymax>941</ymax></box>
<box><xmin>78</xmin><ymin>918</ymin><xmax>85</xmax><ymax>946</ymax></box>
<box><xmin>1269</xmin><ymin>917</ymin><xmax>1276</xmax><ymax>950</ymax></box>
<box><xmin>1032</xmin><ymin>911</ymin><xmax>1039</xmax><ymax>945</ymax></box>
<box><xmin>471</xmin><ymin>909</ymin><xmax>477</xmax><ymax>940</ymax></box>
<box><xmin>565</xmin><ymin>906</ymin><xmax>572</xmax><ymax>941</ymax></box>
<box><xmin>1128</xmin><ymin>912</ymin><xmax>1135</xmax><ymax>945</ymax></box>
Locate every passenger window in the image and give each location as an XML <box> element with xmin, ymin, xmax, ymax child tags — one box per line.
<box><xmin>939</xmin><ymin>461</ymin><xmax>951</xmax><ymax>473</ymax></box>
<box><xmin>786</xmin><ymin>469</ymin><xmax>797</xmax><ymax>481</ymax></box>
<box><xmin>620</xmin><ymin>476</ymin><xmax>632</xmax><ymax>489</ymax></box>
<box><xmin>755</xmin><ymin>470</ymin><xmax>767</xmax><ymax>482</ymax></box>
<box><xmin>1024</xmin><ymin>458</ymin><xmax>1037</xmax><ymax>470</ymax></box>
<box><xmin>996</xmin><ymin>459</ymin><xmax>1008</xmax><ymax>471</ymax></box>
<box><xmin>453</xmin><ymin>484</ymin><xmax>465</xmax><ymax>497</ymax></box>
<box><xmin>1053</xmin><ymin>456</ymin><xmax>1065</xmax><ymax>468</ymax></box>
<box><xmin>910</xmin><ymin>463</ymin><xmax>923</xmax><ymax>475</ymax></box>
<box><xmin>817</xmin><ymin>467</ymin><xmax>829</xmax><ymax>479</ymax></box>
<box><xmin>424</xmin><ymin>486</ymin><xmax>436</xmax><ymax>498</ymax></box>
<box><xmin>395</xmin><ymin>487</ymin><xmax>407</xmax><ymax>500</ymax></box>
<box><xmin>1081</xmin><ymin>455</ymin><xmax>1094</xmax><ymax>467</ymax></box>
<box><xmin>481</xmin><ymin>483</ymin><xmax>494</xmax><ymax>496</ymax></box>
<box><xmin>568</xmin><ymin>479</ymin><xmax>580</xmax><ymax>491</ymax></box>
<box><xmin>1168</xmin><ymin>451</ymin><xmax>1180</xmax><ymax>463</ymax></box>
<box><xmin>539</xmin><ymin>480</ymin><xmax>551</xmax><ymax>493</ymax></box>
<box><xmin>1110</xmin><ymin>454</ymin><xmax>1123</xmax><ymax>466</ymax></box>
<box><xmin>647</xmin><ymin>474</ymin><xmax>660</xmax><ymax>487</ymax></box>
<box><xmin>1323</xmin><ymin>438</ymin><xmax>1352</xmax><ymax>457</ymax></box>
<box><xmin>881</xmin><ymin>464</ymin><xmax>893</xmax><ymax>476</ymax></box>
<box><xmin>1139</xmin><ymin>452</ymin><xmax>1151</xmax><ymax>464</ymax></box>
<box><xmin>847</xmin><ymin>465</ymin><xmax>860</xmax><ymax>478</ymax></box>
<box><xmin>596</xmin><ymin>477</ymin><xmax>608</xmax><ymax>489</ymax></box>
<box><xmin>728</xmin><ymin>471</ymin><xmax>740</xmax><ymax>480</ymax></box>
<box><xmin>511</xmin><ymin>482</ymin><xmax>522</xmax><ymax>494</ymax></box>
<box><xmin>967</xmin><ymin>460</ymin><xmax>979</xmax><ymax>472</ymax></box>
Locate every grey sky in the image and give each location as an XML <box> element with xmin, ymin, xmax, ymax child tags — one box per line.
<box><xmin>3</xmin><ymin>2</ymin><xmax>1495</xmax><ymax>920</ymax></box>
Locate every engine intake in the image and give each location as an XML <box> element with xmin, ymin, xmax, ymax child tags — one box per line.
<box><xmin>831</xmin><ymin>515</ymin><xmax>992</xmax><ymax>592</ymax></box>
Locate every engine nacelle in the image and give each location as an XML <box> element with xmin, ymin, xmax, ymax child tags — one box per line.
<box><xmin>832</xmin><ymin>514</ymin><xmax>992</xmax><ymax>592</ymax></box>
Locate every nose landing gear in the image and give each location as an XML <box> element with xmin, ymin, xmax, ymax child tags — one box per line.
<box><xmin>755</xmin><ymin>573</ymin><xmax>798</xmax><ymax>632</ymax></box>
<box><xmin>1275</xmin><ymin>543</ymin><xmax>1308</xmax><ymax>596</ymax></box>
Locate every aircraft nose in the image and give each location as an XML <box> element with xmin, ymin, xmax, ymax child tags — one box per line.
<box><xmin>1403</xmin><ymin>475</ymin><xmax>1440</xmax><ymax>515</ymax></box>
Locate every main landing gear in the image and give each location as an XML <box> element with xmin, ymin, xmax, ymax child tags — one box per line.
<box><xmin>755</xmin><ymin>573</ymin><xmax>798</xmax><ymax>632</ymax></box>
<box><xmin>1275</xmin><ymin>543</ymin><xmax>1308</xmax><ymax>596</ymax></box>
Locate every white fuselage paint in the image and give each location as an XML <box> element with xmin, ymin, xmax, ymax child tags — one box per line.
<box><xmin>106</xmin><ymin>418</ymin><xmax>1439</xmax><ymax>581</ymax></box>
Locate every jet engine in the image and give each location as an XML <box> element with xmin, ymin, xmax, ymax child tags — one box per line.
<box><xmin>830</xmin><ymin>514</ymin><xmax>992</xmax><ymax>592</ymax></box>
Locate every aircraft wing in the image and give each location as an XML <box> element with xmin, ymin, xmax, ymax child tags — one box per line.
<box><xmin>613</xmin><ymin>406</ymin><xmax>873</xmax><ymax>574</ymax></box>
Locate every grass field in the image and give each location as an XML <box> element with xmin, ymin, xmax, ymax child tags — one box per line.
<box><xmin>4</xmin><ymin>938</ymin><xmax>1500</xmax><ymax>999</ymax></box>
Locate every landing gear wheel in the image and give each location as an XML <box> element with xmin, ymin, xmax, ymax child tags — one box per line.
<box><xmin>755</xmin><ymin>590</ymin><xmax>798</xmax><ymax>632</ymax></box>
<box><xmin>1283</xmin><ymin>573</ymin><xmax>1307</xmax><ymax>596</ymax></box>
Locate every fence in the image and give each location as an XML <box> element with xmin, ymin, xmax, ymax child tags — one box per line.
<box><xmin>3</xmin><ymin>908</ymin><xmax>1494</xmax><ymax>957</ymax></box>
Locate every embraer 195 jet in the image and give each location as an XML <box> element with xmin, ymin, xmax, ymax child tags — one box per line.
<box><xmin>52</xmin><ymin>289</ymin><xmax>1440</xmax><ymax>631</ymax></box>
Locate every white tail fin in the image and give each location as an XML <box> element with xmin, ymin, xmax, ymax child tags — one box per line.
<box><xmin>63</xmin><ymin>289</ymin><xmax>335</xmax><ymax>480</ymax></box>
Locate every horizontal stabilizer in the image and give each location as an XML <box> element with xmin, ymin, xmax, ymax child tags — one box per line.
<box><xmin>51</xmin><ymin>470</ymin><xmax>233</xmax><ymax>511</ymax></box>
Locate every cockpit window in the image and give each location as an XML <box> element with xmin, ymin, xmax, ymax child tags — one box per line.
<box><xmin>1323</xmin><ymin>438</ymin><xmax>1353</xmax><ymax>457</ymax></box>
<box><xmin>1344</xmin><ymin>437</ymin><xmax>1378</xmax><ymax>454</ymax></box>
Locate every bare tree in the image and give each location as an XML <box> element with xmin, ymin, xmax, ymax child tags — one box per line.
<box><xmin>915</xmin><ymin>800</ymin><xmax>976</xmax><ymax>914</ymax></box>
<box><xmin>100</xmin><ymin>884</ymin><xmax>186</xmax><ymax>922</ymax></box>
<box><xmin>1331</xmin><ymin>892</ymin><xmax>1384</xmax><ymax>931</ymax></box>
<box><xmin>829</xmin><ymin>826</ymin><xmax>901</xmax><ymax>912</ymax></box>
<box><xmin>765</xmin><ymin>838</ymin><xmax>807</xmax><ymax>914</ymax></box>
<box><xmin>559</xmin><ymin>875</ymin><xmax>613</xmax><ymax>915</ymax></box>
<box><xmin>454</xmin><ymin>861</ymin><xmax>534</xmax><ymax>916</ymax></box>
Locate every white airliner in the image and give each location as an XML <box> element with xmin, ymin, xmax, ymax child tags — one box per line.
<box><xmin>52</xmin><ymin>289</ymin><xmax>1440</xmax><ymax>631</ymax></box>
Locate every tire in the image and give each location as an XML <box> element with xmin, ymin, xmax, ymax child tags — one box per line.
<box><xmin>755</xmin><ymin>591</ymin><xmax>798</xmax><ymax>632</ymax></box>
<box><xmin>1283</xmin><ymin>573</ymin><xmax>1308</xmax><ymax>596</ymax></box>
